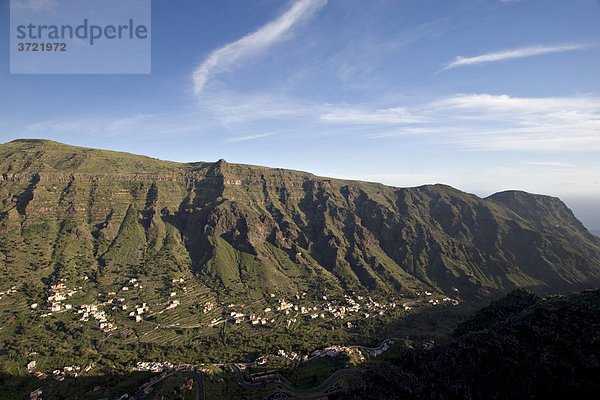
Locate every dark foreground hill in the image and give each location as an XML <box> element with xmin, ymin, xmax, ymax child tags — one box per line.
<box><xmin>1</xmin><ymin>139</ymin><xmax>599</xmax><ymax>301</ymax></box>
<box><xmin>361</xmin><ymin>289</ymin><xmax>600</xmax><ymax>400</ymax></box>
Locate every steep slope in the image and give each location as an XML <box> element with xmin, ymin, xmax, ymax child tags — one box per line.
<box><xmin>363</xmin><ymin>289</ymin><xmax>600</xmax><ymax>399</ymax></box>
<box><xmin>1</xmin><ymin>139</ymin><xmax>599</xmax><ymax>301</ymax></box>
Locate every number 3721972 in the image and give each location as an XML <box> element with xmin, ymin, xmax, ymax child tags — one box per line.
<box><xmin>17</xmin><ymin>42</ymin><xmax>67</xmax><ymax>52</ymax></box>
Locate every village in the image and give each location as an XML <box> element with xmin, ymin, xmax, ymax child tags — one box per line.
<box><xmin>11</xmin><ymin>274</ymin><xmax>461</xmax><ymax>399</ymax></box>
<box><xmin>21</xmin><ymin>273</ymin><xmax>462</xmax><ymax>339</ymax></box>
<box><xmin>127</xmin><ymin>337</ymin><xmax>395</xmax><ymax>397</ymax></box>
<box><xmin>210</xmin><ymin>289</ymin><xmax>459</xmax><ymax>331</ymax></box>
<box><xmin>24</xmin><ymin>332</ymin><xmax>393</xmax><ymax>400</ymax></box>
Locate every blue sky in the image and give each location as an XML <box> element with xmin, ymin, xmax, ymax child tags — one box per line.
<box><xmin>1</xmin><ymin>0</ymin><xmax>600</xmax><ymax>229</ymax></box>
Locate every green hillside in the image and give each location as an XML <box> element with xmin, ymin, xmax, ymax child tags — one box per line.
<box><xmin>0</xmin><ymin>139</ymin><xmax>599</xmax><ymax>398</ymax></box>
<box><xmin>1</xmin><ymin>139</ymin><xmax>599</xmax><ymax>300</ymax></box>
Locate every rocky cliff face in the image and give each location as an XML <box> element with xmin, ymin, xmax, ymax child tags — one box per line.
<box><xmin>1</xmin><ymin>139</ymin><xmax>599</xmax><ymax>300</ymax></box>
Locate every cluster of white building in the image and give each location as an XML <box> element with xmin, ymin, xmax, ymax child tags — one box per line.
<box><xmin>134</xmin><ymin>361</ymin><xmax>174</xmax><ymax>372</ymax></box>
<box><xmin>277</xmin><ymin>349</ymin><xmax>304</xmax><ymax>362</ymax></box>
<box><xmin>46</xmin><ymin>281</ymin><xmax>77</xmax><ymax>313</ymax></box>
<box><xmin>285</xmin><ymin>318</ymin><xmax>297</xmax><ymax>328</ymax></box>
<box><xmin>203</xmin><ymin>301</ymin><xmax>216</xmax><ymax>313</ymax></box>
<box><xmin>167</xmin><ymin>299</ymin><xmax>180</xmax><ymax>309</ymax></box>
<box><xmin>120</xmin><ymin>277</ymin><xmax>143</xmax><ymax>292</ymax></box>
<box><xmin>34</xmin><ymin>275</ymin><xmax>460</xmax><ymax>339</ymax></box>
<box><xmin>310</xmin><ymin>345</ymin><xmax>366</xmax><ymax>362</ymax></box>
<box><xmin>215</xmin><ymin>293</ymin><xmax>408</xmax><ymax>330</ymax></box>
<box><xmin>50</xmin><ymin>365</ymin><xmax>82</xmax><ymax>381</ymax></box>
<box><xmin>269</xmin><ymin>344</ymin><xmax>367</xmax><ymax>364</ymax></box>
<box><xmin>133</xmin><ymin>361</ymin><xmax>196</xmax><ymax>372</ymax></box>
<box><xmin>79</xmin><ymin>304</ymin><xmax>116</xmax><ymax>332</ymax></box>
<box><xmin>428</xmin><ymin>296</ymin><xmax>460</xmax><ymax>306</ymax></box>
<box><xmin>317</xmin><ymin>294</ymin><xmax>397</xmax><ymax>321</ymax></box>
<box><xmin>26</xmin><ymin>361</ymin><xmax>93</xmax><ymax>383</ymax></box>
<box><xmin>128</xmin><ymin>302</ymin><xmax>149</xmax><ymax>322</ymax></box>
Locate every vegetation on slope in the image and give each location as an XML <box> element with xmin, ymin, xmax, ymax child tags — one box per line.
<box><xmin>361</xmin><ymin>289</ymin><xmax>600</xmax><ymax>399</ymax></box>
<box><xmin>0</xmin><ymin>139</ymin><xmax>599</xmax><ymax>398</ymax></box>
<box><xmin>1</xmin><ymin>139</ymin><xmax>599</xmax><ymax>301</ymax></box>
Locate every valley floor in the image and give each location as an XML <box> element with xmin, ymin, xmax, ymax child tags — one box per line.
<box><xmin>0</xmin><ymin>280</ymin><xmax>472</xmax><ymax>399</ymax></box>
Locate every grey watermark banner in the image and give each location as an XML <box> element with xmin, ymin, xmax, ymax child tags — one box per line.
<box><xmin>10</xmin><ymin>0</ymin><xmax>151</xmax><ymax>74</ymax></box>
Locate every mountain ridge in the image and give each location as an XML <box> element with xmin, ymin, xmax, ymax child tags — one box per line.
<box><xmin>1</xmin><ymin>139</ymin><xmax>599</xmax><ymax>302</ymax></box>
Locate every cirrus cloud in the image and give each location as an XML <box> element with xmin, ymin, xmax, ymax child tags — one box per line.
<box><xmin>192</xmin><ymin>0</ymin><xmax>327</xmax><ymax>96</ymax></box>
<box><xmin>441</xmin><ymin>43</ymin><xmax>592</xmax><ymax>71</ymax></box>
<box><xmin>325</xmin><ymin>93</ymin><xmax>600</xmax><ymax>152</ymax></box>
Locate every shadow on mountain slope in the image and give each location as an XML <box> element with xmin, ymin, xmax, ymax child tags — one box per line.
<box><xmin>357</xmin><ymin>289</ymin><xmax>600</xmax><ymax>400</ymax></box>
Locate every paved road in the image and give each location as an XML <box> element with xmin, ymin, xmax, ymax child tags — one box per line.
<box><xmin>231</xmin><ymin>363</ymin><xmax>258</xmax><ymax>390</ymax></box>
<box><xmin>193</xmin><ymin>367</ymin><xmax>205</xmax><ymax>400</ymax></box>
<box><xmin>132</xmin><ymin>371</ymin><xmax>175</xmax><ymax>400</ymax></box>
<box><xmin>231</xmin><ymin>363</ymin><xmax>363</xmax><ymax>396</ymax></box>
<box><xmin>132</xmin><ymin>369</ymin><xmax>203</xmax><ymax>400</ymax></box>
<box><xmin>277</xmin><ymin>369</ymin><xmax>362</xmax><ymax>394</ymax></box>
<box><xmin>264</xmin><ymin>392</ymin><xmax>292</xmax><ymax>400</ymax></box>
<box><xmin>355</xmin><ymin>338</ymin><xmax>397</xmax><ymax>352</ymax></box>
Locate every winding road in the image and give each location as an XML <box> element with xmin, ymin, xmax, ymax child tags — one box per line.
<box><xmin>126</xmin><ymin>337</ymin><xmax>397</xmax><ymax>399</ymax></box>
<box><xmin>231</xmin><ymin>363</ymin><xmax>362</xmax><ymax>397</ymax></box>
<box><xmin>193</xmin><ymin>367</ymin><xmax>205</xmax><ymax>400</ymax></box>
<box><xmin>132</xmin><ymin>369</ymin><xmax>204</xmax><ymax>400</ymax></box>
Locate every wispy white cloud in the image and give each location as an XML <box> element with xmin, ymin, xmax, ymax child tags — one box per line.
<box><xmin>225</xmin><ymin>132</ymin><xmax>273</xmax><ymax>143</ymax></box>
<box><xmin>522</xmin><ymin>161</ymin><xmax>571</xmax><ymax>167</ymax></box>
<box><xmin>430</xmin><ymin>94</ymin><xmax>600</xmax><ymax>151</ymax></box>
<box><xmin>431</xmin><ymin>94</ymin><xmax>600</xmax><ymax>133</ymax></box>
<box><xmin>204</xmin><ymin>93</ymin><xmax>600</xmax><ymax>152</ymax></box>
<box><xmin>33</xmin><ymin>93</ymin><xmax>598</xmax><ymax>154</ymax></box>
<box><xmin>327</xmin><ymin>93</ymin><xmax>600</xmax><ymax>152</ymax></box>
<box><xmin>192</xmin><ymin>0</ymin><xmax>327</xmax><ymax>95</ymax></box>
<box><xmin>441</xmin><ymin>43</ymin><xmax>592</xmax><ymax>71</ymax></box>
<box><xmin>368</xmin><ymin>127</ymin><xmax>435</xmax><ymax>139</ymax></box>
<box><xmin>321</xmin><ymin>106</ymin><xmax>425</xmax><ymax>124</ymax></box>
<box><xmin>12</xmin><ymin>94</ymin><xmax>600</xmax><ymax>198</ymax></box>
<box><xmin>201</xmin><ymin>91</ymin><xmax>315</xmax><ymax>126</ymax></box>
